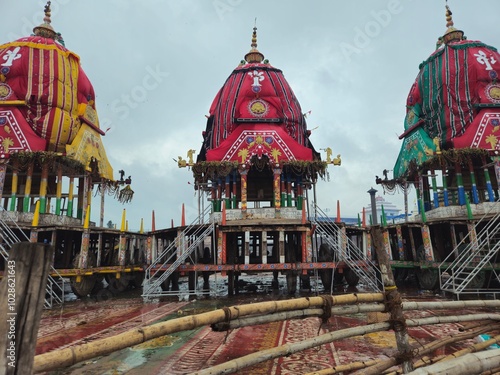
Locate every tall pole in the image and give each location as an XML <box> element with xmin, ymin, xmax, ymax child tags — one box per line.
<box><xmin>368</xmin><ymin>187</ymin><xmax>378</xmax><ymax>226</ymax></box>
<box><xmin>403</xmin><ymin>179</ymin><xmax>408</xmax><ymax>222</ymax></box>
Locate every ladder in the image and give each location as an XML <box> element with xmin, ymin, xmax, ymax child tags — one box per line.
<box><xmin>0</xmin><ymin>209</ymin><xmax>65</xmax><ymax>309</ymax></box>
<box><xmin>311</xmin><ymin>203</ymin><xmax>383</xmax><ymax>292</ymax></box>
<box><xmin>142</xmin><ymin>205</ymin><xmax>215</xmax><ymax>299</ymax></box>
<box><xmin>440</xmin><ymin>207</ymin><xmax>500</xmax><ymax>298</ymax></box>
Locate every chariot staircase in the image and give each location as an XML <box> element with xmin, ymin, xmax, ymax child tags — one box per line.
<box><xmin>439</xmin><ymin>208</ymin><xmax>500</xmax><ymax>299</ymax></box>
<box><xmin>0</xmin><ymin>209</ymin><xmax>65</xmax><ymax>309</ymax></box>
<box><xmin>311</xmin><ymin>203</ymin><xmax>383</xmax><ymax>292</ymax></box>
<box><xmin>142</xmin><ymin>205</ymin><xmax>215</xmax><ymax>300</ymax></box>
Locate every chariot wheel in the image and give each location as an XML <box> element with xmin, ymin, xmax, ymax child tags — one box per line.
<box><xmin>70</xmin><ymin>276</ymin><xmax>96</xmax><ymax>297</ymax></box>
<box><xmin>415</xmin><ymin>244</ymin><xmax>440</xmax><ymax>290</ymax></box>
<box><xmin>70</xmin><ymin>252</ymin><xmax>97</xmax><ymax>297</ymax></box>
<box><xmin>344</xmin><ymin>268</ymin><xmax>360</xmax><ymax>287</ymax></box>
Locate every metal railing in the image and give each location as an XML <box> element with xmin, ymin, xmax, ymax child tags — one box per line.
<box><xmin>311</xmin><ymin>203</ymin><xmax>383</xmax><ymax>292</ymax></box>
<box><xmin>142</xmin><ymin>205</ymin><xmax>214</xmax><ymax>299</ymax></box>
<box><xmin>0</xmin><ymin>208</ymin><xmax>64</xmax><ymax>308</ymax></box>
<box><xmin>439</xmin><ymin>203</ymin><xmax>500</xmax><ymax>297</ymax></box>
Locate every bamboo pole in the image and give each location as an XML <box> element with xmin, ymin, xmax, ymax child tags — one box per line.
<box><xmin>33</xmin><ymin>293</ymin><xmax>384</xmax><ymax>372</ymax></box>
<box><xmin>439</xmin><ymin>333</ymin><xmax>500</xmax><ymax>362</ymax></box>
<box><xmin>194</xmin><ymin>322</ymin><xmax>392</xmax><ymax>375</ymax></box>
<box><xmin>372</xmin><ymin>324</ymin><xmax>500</xmax><ymax>375</ymax></box>
<box><xmin>308</xmin><ymin>324</ymin><xmax>500</xmax><ymax>375</ymax></box>
<box><xmin>198</xmin><ymin>314</ymin><xmax>500</xmax><ymax>375</ymax></box>
<box><xmin>214</xmin><ymin>301</ymin><xmax>500</xmax><ymax>331</ymax></box>
<box><xmin>406</xmin><ymin>349</ymin><xmax>500</xmax><ymax>374</ymax></box>
<box><xmin>371</xmin><ymin>225</ymin><xmax>413</xmax><ymax>373</ymax></box>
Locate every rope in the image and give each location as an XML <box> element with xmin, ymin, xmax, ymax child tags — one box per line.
<box><xmin>317</xmin><ymin>295</ymin><xmax>334</xmax><ymax>334</ymax></box>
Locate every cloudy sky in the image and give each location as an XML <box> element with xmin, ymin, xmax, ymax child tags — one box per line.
<box><xmin>4</xmin><ymin>0</ymin><xmax>500</xmax><ymax>230</ymax></box>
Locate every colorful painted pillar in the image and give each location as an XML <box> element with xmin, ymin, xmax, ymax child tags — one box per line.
<box><xmin>217</xmin><ymin>178</ymin><xmax>223</xmax><ymax>212</ymax></box>
<box><xmin>240</xmin><ymin>167</ymin><xmax>248</xmax><ymax>212</ymax></box>
<box><xmin>280</xmin><ymin>172</ymin><xmax>286</xmax><ymax>207</ymax></box>
<box><xmin>0</xmin><ymin>162</ymin><xmax>6</xmax><ymax>203</ymax></box>
<box><xmin>216</xmin><ymin>229</ymin><xmax>226</xmax><ymax>273</ymax></box>
<box><xmin>23</xmin><ymin>162</ymin><xmax>34</xmax><ymax>213</ymax></box>
<box><xmin>306</xmin><ymin>230</ymin><xmax>313</xmax><ymax>263</ymax></box>
<box><xmin>78</xmin><ymin>206</ymin><xmax>91</xmax><ymax>269</ymax></box>
<box><xmin>118</xmin><ymin>209</ymin><xmax>127</xmax><ymax>266</ymax></box>
<box><xmin>225</xmin><ymin>175</ymin><xmax>231</xmax><ymax>209</ymax></box>
<box><xmin>296</xmin><ymin>176</ymin><xmax>303</xmax><ymax>210</ymax></box>
<box><xmin>421</xmin><ymin>224</ymin><xmax>434</xmax><ymax>261</ymax></box>
<box><xmin>286</xmin><ymin>174</ymin><xmax>292</xmax><ymax>207</ymax></box>
<box><xmin>364</xmin><ymin>231</ymin><xmax>371</xmax><ymax>260</ymax></box>
<box><xmin>67</xmin><ymin>176</ymin><xmax>74</xmax><ymax>217</ymax></box>
<box><xmin>9</xmin><ymin>160</ymin><xmax>18</xmax><ymax>211</ymax></box>
<box><xmin>383</xmin><ymin>229</ymin><xmax>392</xmax><ymax>260</ymax></box>
<box><xmin>146</xmin><ymin>235</ymin><xmax>153</xmax><ymax>264</ymax></box>
<box><xmin>55</xmin><ymin>166</ymin><xmax>63</xmax><ymax>215</ymax></box>
<box><xmin>396</xmin><ymin>225</ymin><xmax>405</xmax><ymax>260</ymax></box>
<box><xmin>441</xmin><ymin>167</ymin><xmax>449</xmax><ymax>206</ymax></box>
<box><xmin>468</xmin><ymin>160</ymin><xmax>479</xmax><ymax>204</ymax></box>
<box><xmin>29</xmin><ymin>201</ymin><xmax>40</xmax><ymax>243</ymax></box>
<box><xmin>39</xmin><ymin>163</ymin><xmax>49</xmax><ymax>213</ymax></box>
<box><xmin>430</xmin><ymin>169</ymin><xmax>439</xmax><ymax>208</ymax></box>
<box><xmin>273</xmin><ymin>167</ymin><xmax>281</xmax><ymax>210</ymax></box>
<box><xmin>86</xmin><ymin>176</ymin><xmax>92</xmax><ymax>222</ymax></box>
<box><xmin>455</xmin><ymin>161</ymin><xmax>466</xmax><ymax>205</ymax></box>
<box><xmin>232</xmin><ymin>171</ymin><xmax>238</xmax><ymax>209</ymax></box>
<box><xmin>482</xmin><ymin>155</ymin><xmax>495</xmax><ymax>202</ymax></box>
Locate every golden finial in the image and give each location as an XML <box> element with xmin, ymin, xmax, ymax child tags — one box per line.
<box><xmin>445</xmin><ymin>5</ymin><xmax>454</xmax><ymax>28</ymax></box>
<box><xmin>244</xmin><ymin>20</ymin><xmax>265</xmax><ymax>64</ymax></box>
<box><xmin>442</xmin><ymin>3</ymin><xmax>464</xmax><ymax>44</ymax></box>
<box><xmin>33</xmin><ymin>1</ymin><xmax>57</xmax><ymax>39</ymax></box>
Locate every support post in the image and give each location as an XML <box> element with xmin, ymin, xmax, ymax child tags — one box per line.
<box><xmin>370</xmin><ymin>226</ymin><xmax>413</xmax><ymax>374</ymax></box>
<box><xmin>441</xmin><ymin>168</ymin><xmax>449</xmax><ymax>207</ymax></box>
<box><xmin>468</xmin><ymin>159</ymin><xmax>479</xmax><ymax>204</ymax></box>
<box><xmin>22</xmin><ymin>162</ymin><xmax>33</xmax><ymax>213</ymax></box>
<box><xmin>0</xmin><ymin>162</ymin><xmax>6</xmax><ymax>203</ymax></box>
<box><xmin>0</xmin><ymin>242</ymin><xmax>54</xmax><ymax>375</ymax></box>
<box><xmin>9</xmin><ymin>160</ymin><xmax>18</xmax><ymax>212</ymax></box>
<box><xmin>39</xmin><ymin>163</ymin><xmax>49</xmax><ymax>214</ymax></box>
<box><xmin>273</xmin><ymin>167</ymin><xmax>281</xmax><ymax>211</ymax></box>
<box><xmin>482</xmin><ymin>155</ymin><xmax>494</xmax><ymax>202</ymax></box>
<box><xmin>455</xmin><ymin>161</ymin><xmax>465</xmax><ymax>205</ymax></box>
<box><xmin>55</xmin><ymin>166</ymin><xmax>63</xmax><ymax>215</ymax></box>
<box><xmin>67</xmin><ymin>176</ymin><xmax>74</xmax><ymax>217</ymax></box>
<box><xmin>240</xmin><ymin>167</ymin><xmax>248</xmax><ymax>213</ymax></box>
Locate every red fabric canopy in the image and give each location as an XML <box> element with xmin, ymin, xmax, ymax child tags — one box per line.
<box><xmin>203</xmin><ymin>62</ymin><xmax>315</xmax><ymax>161</ymax></box>
<box><xmin>0</xmin><ymin>108</ymin><xmax>47</xmax><ymax>157</ymax></box>
<box><xmin>206</xmin><ymin>124</ymin><xmax>313</xmax><ymax>163</ymax></box>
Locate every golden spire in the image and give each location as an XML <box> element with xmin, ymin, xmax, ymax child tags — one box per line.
<box><xmin>244</xmin><ymin>23</ymin><xmax>265</xmax><ymax>64</ymax></box>
<box><xmin>33</xmin><ymin>1</ymin><xmax>57</xmax><ymax>39</ymax></box>
<box><xmin>442</xmin><ymin>3</ymin><xmax>464</xmax><ymax>44</ymax></box>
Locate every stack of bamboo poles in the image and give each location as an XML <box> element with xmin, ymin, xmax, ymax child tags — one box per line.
<box><xmin>32</xmin><ymin>295</ymin><xmax>500</xmax><ymax>374</ymax></box>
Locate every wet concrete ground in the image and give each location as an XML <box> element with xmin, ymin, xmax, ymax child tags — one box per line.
<box><xmin>36</xmin><ymin>273</ymin><xmax>500</xmax><ymax>374</ymax></box>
